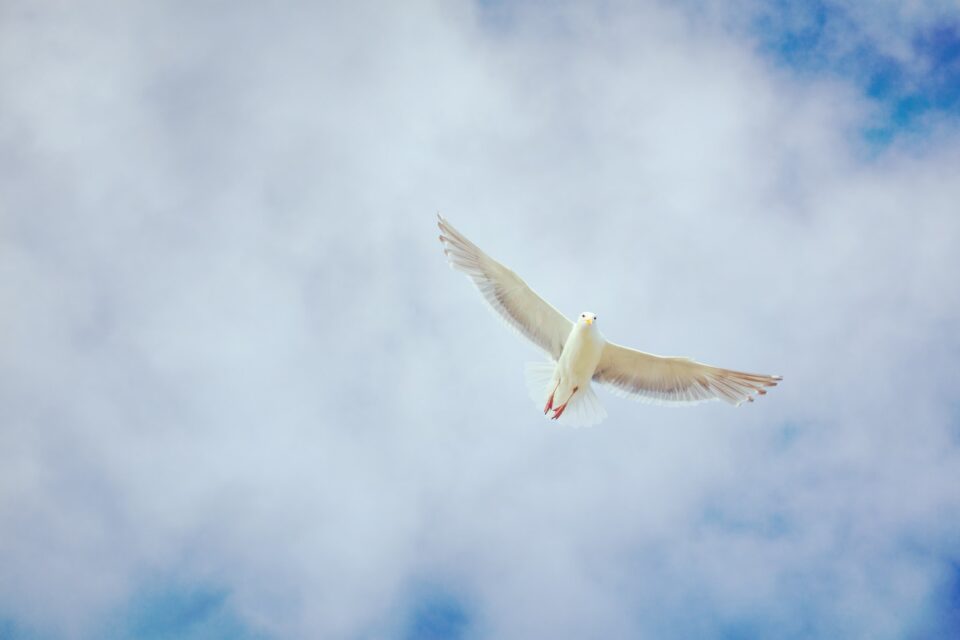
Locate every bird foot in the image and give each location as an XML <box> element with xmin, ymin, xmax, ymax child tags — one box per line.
<box><xmin>550</xmin><ymin>386</ymin><xmax>578</xmax><ymax>420</ymax></box>
<box><xmin>544</xmin><ymin>379</ymin><xmax>561</xmax><ymax>414</ymax></box>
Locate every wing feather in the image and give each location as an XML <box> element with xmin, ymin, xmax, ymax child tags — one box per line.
<box><xmin>438</xmin><ymin>215</ymin><xmax>572</xmax><ymax>360</ymax></box>
<box><xmin>594</xmin><ymin>342</ymin><xmax>781</xmax><ymax>406</ymax></box>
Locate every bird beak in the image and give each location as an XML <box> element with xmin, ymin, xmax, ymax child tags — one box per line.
<box><xmin>585</xmin><ymin>318</ymin><xmax>593</xmax><ymax>326</ymax></box>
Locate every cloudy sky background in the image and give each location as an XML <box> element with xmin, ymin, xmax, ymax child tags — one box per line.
<box><xmin>2</xmin><ymin>1</ymin><xmax>960</xmax><ymax>638</ymax></box>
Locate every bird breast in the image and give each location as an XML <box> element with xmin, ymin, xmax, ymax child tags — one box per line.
<box><xmin>558</xmin><ymin>326</ymin><xmax>606</xmax><ymax>381</ymax></box>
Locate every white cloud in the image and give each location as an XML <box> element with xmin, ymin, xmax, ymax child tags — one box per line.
<box><xmin>1</xmin><ymin>1</ymin><xmax>959</xmax><ymax>638</ymax></box>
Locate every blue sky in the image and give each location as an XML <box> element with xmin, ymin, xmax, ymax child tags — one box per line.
<box><xmin>2</xmin><ymin>1</ymin><xmax>960</xmax><ymax>638</ymax></box>
<box><xmin>749</xmin><ymin>0</ymin><xmax>960</xmax><ymax>142</ymax></box>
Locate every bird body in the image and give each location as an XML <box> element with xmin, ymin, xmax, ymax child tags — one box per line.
<box><xmin>558</xmin><ymin>317</ymin><xmax>605</xmax><ymax>390</ymax></box>
<box><xmin>438</xmin><ymin>214</ymin><xmax>781</xmax><ymax>427</ymax></box>
<box><xmin>547</xmin><ymin>313</ymin><xmax>605</xmax><ymax>418</ymax></box>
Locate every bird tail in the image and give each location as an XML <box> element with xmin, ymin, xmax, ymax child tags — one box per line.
<box><xmin>524</xmin><ymin>361</ymin><xmax>557</xmax><ymax>406</ymax></box>
<box><xmin>524</xmin><ymin>362</ymin><xmax>607</xmax><ymax>428</ymax></box>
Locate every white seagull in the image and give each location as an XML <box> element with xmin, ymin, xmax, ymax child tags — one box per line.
<box><xmin>438</xmin><ymin>215</ymin><xmax>781</xmax><ymax>427</ymax></box>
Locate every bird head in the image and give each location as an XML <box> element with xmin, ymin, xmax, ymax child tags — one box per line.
<box><xmin>578</xmin><ymin>311</ymin><xmax>598</xmax><ymax>327</ymax></box>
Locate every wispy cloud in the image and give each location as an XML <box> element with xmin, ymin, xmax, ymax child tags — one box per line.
<box><xmin>706</xmin><ymin>0</ymin><xmax>960</xmax><ymax>140</ymax></box>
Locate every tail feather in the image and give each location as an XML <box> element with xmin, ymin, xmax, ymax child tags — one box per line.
<box><xmin>554</xmin><ymin>382</ymin><xmax>607</xmax><ymax>427</ymax></box>
<box><xmin>525</xmin><ymin>361</ymin><xmax>557</xmax><ymax>406</ymax></box>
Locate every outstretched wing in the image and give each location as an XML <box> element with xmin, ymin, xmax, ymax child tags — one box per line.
<box><xmin>594</xmin><ymin>342</ymin><xmax>781</xmax><ymax>406</ymax></box>
<box><xmin>438</xmin><ymin>215</ymin><xmax>573</xmax><ymax>360</ymax></box>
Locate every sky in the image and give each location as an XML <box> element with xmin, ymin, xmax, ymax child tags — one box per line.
<box><xmin>1</xmin><ymin>0</ymin><xmax>959</xmax><ymax>638</ymax></box>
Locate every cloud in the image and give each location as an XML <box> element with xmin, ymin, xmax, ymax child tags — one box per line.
<box><xmin>1</xmin><ymin>0</ymin><xmax>959</xmax><ymax>638</ymax></box>
<box><xmin>696</xmin><ymin>0</ymin><xmax>960</xmax><ymax>138</ymax></box>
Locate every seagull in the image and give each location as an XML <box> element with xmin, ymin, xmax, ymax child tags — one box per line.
<box><xmin>438</xmin><ymin>215</ymin><xmax>781</xmax><ymax>427</ymax></box>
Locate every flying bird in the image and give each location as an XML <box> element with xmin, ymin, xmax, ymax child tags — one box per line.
<box><xmin>438</xmin><ymin>215</ymin><xmax>781</xmax><ymax>427</ymax></box>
